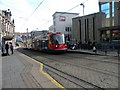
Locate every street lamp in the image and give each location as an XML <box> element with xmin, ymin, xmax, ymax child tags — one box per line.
<box><xmin>80</xmin><ymin>3</ymin><xmax>85</xmax><ymax>42</ymax></box>
<box><xmin>80</xmin><ymin>3</ymin><xmax>85</xmax><ymax>16</ymax></box>
<box><xmin>26</xmin><ymin>28</ymin><xmax>28</xmax><ymax>40</ymax></box>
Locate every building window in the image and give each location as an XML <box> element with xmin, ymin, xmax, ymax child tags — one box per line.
<box><xmin>112</xmin><ymin>1</ymin><xmax>114</xmax><ymax>17</ymax></box>
<box><xmin>112</xmin><ymin>1</ymin><xmax>115</xmax><ymax>26</ymax></box>
<box><xmin>65</xmin><ymin>27</ymin><xmax>67</xmax><ymax>32</ymax></box>
<box><xmin>101</xmin><ymin>30</ymin><xmax>110</xmax><ymax>42</ymax></box>
<box><xmin>112</xmin><ymin>30</ymin><xmax>120</xmax><ymax>41</ymax></box>
<box><xmin>101</xmin><ymin>3</ymin><xmax>111</xmax><ymax>27</ymax></box>
<box><xmin>68</xmin><ymin>27</ymin><xmax>69</xmax><ymax>32</ymax></box>
<box><xmin>65</xmin><ymin>27</ymin><xmax>71</xmax><ymax>32</ymax></box>
<box><xmin>101</xmin><ymin>3</ymin><xmax>110</xmax><ymax>18</ymax></box>
<box><xmin>70</xmin><ymin>27</ymin><xmax>71</xmax><ymax>31</ymax></box>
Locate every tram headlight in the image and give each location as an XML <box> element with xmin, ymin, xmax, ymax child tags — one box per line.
<box><xmin>56</xmin><ymin>45</ymin><xmax>58</xmax><ymax>48</ymax></box>
<box><xmin>64</xmin><ymin>44</ymin><xmax>67</xmax><ymax>48</ymax></box>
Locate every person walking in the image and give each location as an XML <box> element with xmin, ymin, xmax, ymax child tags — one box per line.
<box><xmin>10</xmin><ymin>43</ymin><xmax>14</xmax><ymax>54</ymax></box>
<box><xmin>5</xmin><ymin>42</ymin><xmax>9</xmax><ymax>55</ymax></box>
<box><xmin>93</xmin><ymin>46</ymin><xmax>97</xmax><ymax>53</ymax></box>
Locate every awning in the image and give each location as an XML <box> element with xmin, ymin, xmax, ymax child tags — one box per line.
<box><xmin>98</xmin><ymin>26</ymin><xmax>120</xmax><ymax>31</ymax></box>
<box><xmin>2</xmin><ymin>35</ymin><xmax>14</xmax><ymax>40</ymax></box>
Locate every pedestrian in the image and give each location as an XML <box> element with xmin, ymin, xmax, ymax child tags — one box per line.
<box><xmin>2</xmin><ymin>44</ymin><xmax>5</xmax><ymax>54</ymax></box>
<box><xmin>93</xmin><ymin>46</ymin><xmax>97</xmax><ymax>53</ymax></box>
<box><xmin>5</xmin><ymin>42</ymin><xmax>9</xmax><ymax>55</ymax></box>
<box><xmin>1</xmin><ymin>44</ymin><xmax>6</xmax><ymax>56</ymax></box>
<box><xmin>10</xmin><ymin>43</ymin><xmax>14</xmax><ymax>54</ymax></box>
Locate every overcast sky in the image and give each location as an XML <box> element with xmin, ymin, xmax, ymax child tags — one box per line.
<box><xmin>0</xmin><ymin>0</ymin><xmax>99</xmax><ymax>33</ymax></box>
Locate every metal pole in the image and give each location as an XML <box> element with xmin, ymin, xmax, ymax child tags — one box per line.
<box><xmin>80</xmin><ymin>3</ymin><xmax>85</xmax><ymax>44</ymax></box>
<box><xmin>27</xmin><ymin>28</ymin><xmax>28</xmax><ymax>39</ymax></box>
<box><xmin>83</xmin><ymin>5</ymin><xmax>85</xmax><ymax>16</ymax></box>
<box><xmin>117</xmin><ymin>5</ymin><xmax>120</xmax><ymax>57</ymax></box>
<box><xmin>80</xmin><ymin>3</ymin><xmax>85</xmax><ymax>16</ymax></box>
<box><xmin>26</xmin><ymin>28</ymin><xmax>28</xmax><ymax>48</ymax></box>
<box><xmin>118</xmin><ymin>47</ymin><xmax>119</xmax><ymax>57</ymax></box>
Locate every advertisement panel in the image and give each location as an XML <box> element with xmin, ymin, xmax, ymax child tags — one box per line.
<box><xmin>59</xmin><ymin>16</ymin><xmax>66</xmax><ymax>21</ymax></box>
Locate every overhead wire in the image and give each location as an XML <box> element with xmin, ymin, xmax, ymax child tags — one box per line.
<box><xmin>39</xmin><ymin>0</ymin><xmax>90</xmax><ymax>30</ymax></box>
<box><xmin>21</xmin><ymin>0</ymin><xmax>45</xmax><ymax>30</ymax></box>
<box><xmin>82</xmin><ymin>0</ymin><xmax>89</xmax><ymax>4</ymax></box>
<box><xmin>26</xmin><ymin>0</ymin><xmax>45</xmax><ymax>22</ymax></box>
<box><xmin>39</xmin><ymin>5</ymin><xmax>80</xmax><ymax>29</ymax></box>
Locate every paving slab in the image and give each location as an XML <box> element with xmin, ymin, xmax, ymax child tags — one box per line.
<box><xmin>2</xmin><ymin>50</ymin><xmax>60</xmax><ymax>88</ymax></box>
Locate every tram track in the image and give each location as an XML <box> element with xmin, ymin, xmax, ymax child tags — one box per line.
<box><xmin>17</xmin><ymin>48</ymin><xmax>119</xmax><ymax>88</ymax></box>
<box><xmin>33</xmin><ymin>56</ymin><xmax>118</xmax><ymax>88</ymax></box>
<box><xmin>34</xmin><ymin>54</ymin><xmax>119</xmax><ymax>77</ymax></box>
<box><xmin>17</xmin><ymin>48</ymin><xmax>118</xmax><ymax>77</ymax></box>
<box><xmin>64</xmin><ymin>53</ymin><xmax>119</xmax><ymax>64</ymax></box>
<box><xmin>26</xmin><ymin>56</ymin><xmax>105</xmax><ymax>89</ymax></box>
<box><xmin>45</xmin><ymin>66</ymin><xmax>104</xmax><ymax>89</ymax></box>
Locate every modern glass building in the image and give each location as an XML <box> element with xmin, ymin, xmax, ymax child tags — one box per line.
<box><xmin>99</xmin><ymin>1</ymin><xmax>120</xmax><ymax>42</ymax></box>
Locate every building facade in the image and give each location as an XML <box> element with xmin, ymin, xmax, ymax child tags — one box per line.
<box><xmin>14</xmin><ymin>32</ymin><xmax>31</xmax><ymax>42</ymax></box>
<box><xmin>0</xmin><ymin>10</ymin><xmax>2</xmax><ymax>46</ymax></box>
<box><xmin>49</xmin><ymin>25</ymin><xmax>54</xmax><ymax>32</ymax></box>
<box><xmin>98</xmin><ymin>1</ymin><xmax>120</xmax><ymax>42</ymax></box>
<box><xmin>0</xmin><ymin>9</ymin><xmax>15</xmax><ymax>47</ymax></box>
<box><xmin>72</xmin><ymin>12</ymin><xmax>104</xmax><ymax>44</ymax></box>
<box><xmin>52</xmin><ymin>12</ymin><xmax>79</xmax><ymax>41</ymax></box>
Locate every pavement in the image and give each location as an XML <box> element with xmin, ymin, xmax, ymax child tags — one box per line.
<box><xmin>1</xmin><ymin>50</ymin><xmax>65</xmax><ymax>89</ymax></box>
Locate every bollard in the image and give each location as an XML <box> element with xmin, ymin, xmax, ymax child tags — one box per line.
<box><xmin>118</xmin><ymin>49</ymin><xmax>119</xmax><ymax>57</ymax></box>
<box><xmin>105</xmin><ymin>49</ymin><xmax>107</xmax><ymax>55</ymax></box>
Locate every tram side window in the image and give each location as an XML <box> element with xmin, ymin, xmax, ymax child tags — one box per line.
<box><xmin>45</xmin><ymin>40</ymin><xmax>48</xmax><ymax>46</ymax></box>
<box><xmin>37</xmin><ymin>40</ymin><xmax>39</xmax><ymax>46</ymax></box>
<box><xmin>49</xmin><ymin>36</ymin><xmax>54</xmax><ymax>44</ymax></box>
<box><xmin>48</xmin><ymin>36</ymin><xmax>51</xmax><ymax>44</ymax></box>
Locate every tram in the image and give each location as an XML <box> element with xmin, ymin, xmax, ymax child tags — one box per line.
<box><xmin>25</xmin><ymin>32</ymin><xmax>68</xmax><ymax>53</ymax></box>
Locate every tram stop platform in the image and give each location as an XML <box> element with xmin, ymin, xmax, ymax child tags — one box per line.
<box><xmin>1</xmin><ymin>50</ymin><xmax>64</xmax><ymax>89</ymax></box>
<box><xmin>68</xmin><ymin>49</ymin><xmax>119</xmax><ymax>57</ymax></box>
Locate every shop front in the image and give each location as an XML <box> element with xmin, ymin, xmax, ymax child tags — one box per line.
<box><xmin>100</xmin><ymin>30</ymin><xmax>120</xmax><ymax>42</ymax></box>
<box><xmin>99</xmin><ymin>26</ymin><xmax>120</xmax><ymax>42</ymax></box>
<box><xmin>1</xmin><ymin>35</ymin><xmax>14</xmax><ymax>53</ymax></box>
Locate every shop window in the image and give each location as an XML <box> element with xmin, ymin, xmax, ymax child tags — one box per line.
<box><xmin>112</xmin><ymin>30</ymin><xmax>120</xmax><ymax>41</ymax></box>
<box><xmin>101</xmin><ymin>30</ymin><xmax>110</xmax><ymax>41</ymax></box>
